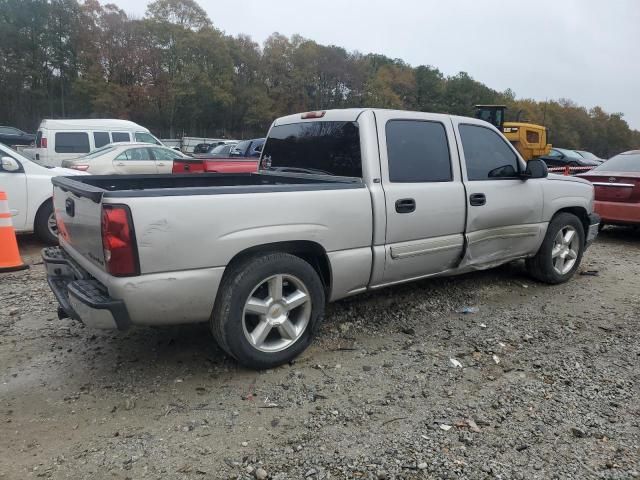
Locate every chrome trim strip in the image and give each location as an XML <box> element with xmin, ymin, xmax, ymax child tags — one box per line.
<box><xmin>391</xmin><ymin>243</ymin><xmax>461</xmax><ymax>260</ymax></box>
<box><xmin>592</xmin><ymin>182</ymin><xmax>635</xmax><ymax>188</ymax></box>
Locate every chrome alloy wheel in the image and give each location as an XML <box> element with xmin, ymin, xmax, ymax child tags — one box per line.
<box><xmin>242</xmin><ymin>274</ymin><xmax>312</xmax><ymax>353</ymax></box>
<box><xmin>552</xmin><ymin>225</ymin><xmax>580</xmax><ymax>275</ymax></box>
<box><xmin>47</xmin><ymin>212</ymin><xmax>58</xmax><ymax>238</ymax></box>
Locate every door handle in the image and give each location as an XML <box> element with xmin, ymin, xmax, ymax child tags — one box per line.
<box><xmin>395</xmin><ymin>198</ymin><xmax>416</xmax><ymax>213</ymax></box>
<box><xmin>116</xmin><ymin>162</ymin><xmax>125</xmax><ymax>166</ymax></box>
<box><xmin>65</xmin><ymin>198</ymin><xmax>75</xmax><ymax>217</ymax></box>
<box><xmin>469</xmin><ymin>193</ymin><xmax>486</xmax><ymax>206</ymax></box>
<box><xmin>157</xmin><ymin>162</ymin><xmax>165</xmax><ymax>166</ymax></box>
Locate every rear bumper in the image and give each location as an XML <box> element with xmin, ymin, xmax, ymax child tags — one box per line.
<box><xmin>43</xmin><ymin>247</ymin><xmax>131</xmax><ymax>330</ymax></box>
<box><xmin>585</xmin><ymin>213</ymin><xmax>600</xmax><ymax>248</ymax></box>
<box><xmin>44</xmin><ymin>243</ymin><xmax>226</xmax><ymax>328</ymax></box>
<box><xmin>594</xmin><ymin>200</ymin><xmax>640</xmax><ymax>225</ymax></box>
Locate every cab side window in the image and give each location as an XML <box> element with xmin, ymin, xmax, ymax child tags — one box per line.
<box><xmin>111</xmin><ymin>132</ymin><xmax>130</xmax><ymax>143</ymax></box>
<box><xmin>94</xmin><ymin>132</ymin><xmax>110</xmax><ymax>148</ymax></box>
<box><xmin>459</xmin><ymin>124</ymin><xmax>519</xmax><ymax>180</ymax></box>
<box><xmin>386</xmin><ymin>120</ymin><xmax>452</xmax><ymax>182</ymax></box>
<box><xmin>116</xmin><ymin>148</ymin><xmax>152</xmax><ymax>160</ymax></box>
<box><xmin>55</xmin><ymin>132</ymin><xmax>90</xmax><ymax>153</ymax></box>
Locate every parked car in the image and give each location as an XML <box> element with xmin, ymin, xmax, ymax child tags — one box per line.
<box><xmin>229</xmin><ymin>138</ymin><xmax>265</xmax><ymax>158</ymax></box>
<box><xmin>539</xmin><ymin>148</ymin><xmax>600</xmax><ymax>168</ymax></box>
<box><xmin>43</xmin><ymin>108</ymin><xmax>599</xmax><ymax>369</ymax></box>
<box><xmin>192</xmin><ymin>142</ymin><xmax>238</xmax><ymax>159</ymax></box>
<box><xmin>575</xmin><ymin>150</ymin><xmax>604</xmax><ymax>164</ymax></box>
<box><xmin>180</xmin><ymin>137</ymin><xmax>237</xmax><ymax>154</ymax></box>
<box><xmin>62</xmin><ymin>143</ymin><xmax>187</xmax><ymax>174</ymax></box>
<box><xmin>0</xmin><ymin>142</ymin><xmax>86</xmax><ymax>244</ymax></box>
<box><xmin>22</xmin><ymin>119</ymin><xmax>163</xmax><ymax>167</ymax></box>
<box><xmin>578</xmin><ymin>150</ymin><xmax>640</xmax><ymax>228</ymax></box>
<box><xmin>0</xmin><ymin>126</ymin><xmax>35</xmax><ymax>146</ymax></box>
<box><xmin>174</xmin><ymin>138</ymin><xmax>263</xmax><ymax>173</ymax></box>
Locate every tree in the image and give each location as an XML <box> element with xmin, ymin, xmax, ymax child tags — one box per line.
<box><xmin>146</xmin><ymin>0</ymin><xmax>210</xmax><ymax>30</ymax></box>
<box><xmin>0</xmin><ymin>0</ymin><xmax>637</xmax><ymax>149</ymax></box>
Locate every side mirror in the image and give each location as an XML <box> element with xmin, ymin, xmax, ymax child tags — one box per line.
<box><xmin>522</xmin><ymin>158</ymin><xmax>548</xmax><ymax>179</ymax></box>
<box><xmin>1</xmin><ymin>156</ymin><xmax>21</xmax><ymax>172</ymax></box>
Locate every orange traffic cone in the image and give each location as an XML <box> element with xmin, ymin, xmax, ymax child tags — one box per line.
<box><xmin>0</xmin><ymin>191</ymin><xmax>28</xmax><ymax>272</ymax></box>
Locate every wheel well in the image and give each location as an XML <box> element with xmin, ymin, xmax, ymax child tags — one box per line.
<box><xmin>225</xmin><ymin>241</ymin><xmax>332</xmax><ymax>294</ymax></box>
<box><xmin>554</xmin><ymin>207</ymin><xmax>590</xmax><ymax>237</ymax></box>
<box><xmin>34</xmin><ymin>197</ymin><xmax>53</xmax><ymax>223</ymax></box>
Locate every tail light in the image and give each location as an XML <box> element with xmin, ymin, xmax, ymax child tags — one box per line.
<box><xmin>101</xmin><ymin>205</ymin><xmax>139</xmax><ymax>276</ymax></box>
<box><xmin>41</xmin><ymin>137</ymin><xmax>47</xmax><ymax>148</ymax></box>
<box><xmin>70</xmin><ymin>164</ymin><xmax>89</xmax><ymax>171</ymax></box>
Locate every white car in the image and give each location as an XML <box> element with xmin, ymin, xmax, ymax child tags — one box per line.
<box><xmin>62</xmin><ymin>143</ymin><xmax>187</xmax><ymax>174</ymax></box>
<box><xmin>0</xmin><ymin>143</ymin><xmax>86</xmax><ymax>244</ymax></box>
<box><xmin>22</xmin><ymin>118</ymin><xmax>163</xmax><ymax>167</ymax></box>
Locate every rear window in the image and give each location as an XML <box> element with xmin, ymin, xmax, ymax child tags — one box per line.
<box><xmin>593</xmin><ymin>153</ymin><xmax>640</xmax><ymax>172</ymax></box>
<box><xmin>55</xmin><ymin>132</ymin><xmax>90</xmax><ymax>153</ymax></box>
<box><xmin>262</xmin><ymin>121</ymin><xmax>361</xmax><ymax>177</ymax></box>
<box><xmin>81</xmin><ymin>145</ymin><xmax>116</xmax><ymax>159</ymax></box>
<box><xmin>94</xmin><ymin>132</ymin><xmax>110</xmax><ymax>148</ymax></box>
<box><xmin>112</xmin><ymin>132</ymin><xmax>130</xmax><ymax>142</ymax></box>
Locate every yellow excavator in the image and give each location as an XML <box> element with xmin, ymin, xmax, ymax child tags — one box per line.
<box><xmin>475</xmin><ymin>105</ymin><xmax>551</xmax><ymax>161</ymax></box>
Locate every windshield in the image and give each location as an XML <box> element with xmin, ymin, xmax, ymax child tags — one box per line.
<box><xmin>576</xmin><ymin>150</ymin><xmax>597</xmax><ymax>160</ymax></box>
<box><xmin>78</xmin><ymin>145</ymin><xmax>117</xmax><ymax>159</ymax></box>
<box><xmin>555</xmin><ymin>148</ymin><xmax>582</xmax><ymax>160</ymax></box>
<box><xmin>210</xmin><ymin>144</ymin><xmax>230</xmax><ymax>155</ymax></box>
<box><xmin>262</xmin><ymin>121</ymin><xmax>362</xmax><ymax>177</ymax></box>
<box><xmin>592</xmin><ymin>152</ymin><xmax>640</xmax><ymax>172</ymax></box>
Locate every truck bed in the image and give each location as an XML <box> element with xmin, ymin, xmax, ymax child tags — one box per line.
<box><xmin>52</xmin><ymin>172</ymin><xmax>362</xmax><ymax>202</ymax></box>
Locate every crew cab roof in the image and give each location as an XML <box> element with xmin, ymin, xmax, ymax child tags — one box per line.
<box><xmin>272</xmin><ymin>108</ymin><xmax>479</xmax><ymax>127</ymax></box>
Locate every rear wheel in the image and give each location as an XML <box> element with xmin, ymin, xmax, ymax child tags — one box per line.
<box><xmin>34</xmin><ymin>200</ymin><xmax>58</xmax><ymax>245</ymax></box>
<box><xmin>211</xmin><ymin>252</ymin><xmax>325</xmax><ymax>369</ymax></box>
<box><xmin>526</xmin><ymin>213</ymin><xmax>585</xmax><ymax>284</ymax></box>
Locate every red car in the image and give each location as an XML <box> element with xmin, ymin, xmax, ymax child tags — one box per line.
<box><xmin>579</xmin><ymin>150</ymin><xmax>640</xmax><ymax>227</ymax></box>
<box><xmin>172</xmin><ymin>157</ymin><xmax>258</xmax><ymax>174</ymax></box>
<box><xmin>172</xmin><ymin>138</ymin><xmax>263</xmax><ymax>174</ymax></box>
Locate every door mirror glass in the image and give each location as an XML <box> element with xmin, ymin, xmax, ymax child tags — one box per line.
<box><xmin>1</xmin><ymin>156</ymin><xmax>21</xmax><ymax>172</ymax></box>
<box><xmin>523</xmin><ymin>159</ymin><xmax>548</xmax><ymax>179</ymax></box>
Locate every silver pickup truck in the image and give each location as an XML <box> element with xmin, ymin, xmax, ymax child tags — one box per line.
<box><xmin>44</xmin><ymin>109</ymin><xmax>599</xmax><ymax>369</ymax></box>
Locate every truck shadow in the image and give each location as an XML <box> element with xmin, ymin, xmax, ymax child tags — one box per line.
<box><xmin>50</xmin><ymin>231</ymin><xmax>628</xmax><ymax>378</ymax></box>
<box><xmin>84</xmin><ymin>261</ymin><xmax>529</xmax><ymax>377</ymax></box>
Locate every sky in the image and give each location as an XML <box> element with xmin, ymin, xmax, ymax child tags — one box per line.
<box><xmin>110</xmin><ymin>0</ymin><xmax>640</xmax><ymax>129</ymax></box>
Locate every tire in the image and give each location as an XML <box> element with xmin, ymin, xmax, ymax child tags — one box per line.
<box><xmin>526</xmin><ymin>212</ymin><xmax>585</xmax><ymax>284</ymax></box>
<box><xmin>598</xmin><ymin>222</ymin><xmax>606</xmax><ymax>232</ymax></box>
<box><xmin>34</xmin><ymin>200</ymin><xmax>58</xmax><ymax>245</ymax></box>
<box><xmin>211</xmin><ymin>252</ymin><xmax>325</xmax><ymax>369</ymax></box>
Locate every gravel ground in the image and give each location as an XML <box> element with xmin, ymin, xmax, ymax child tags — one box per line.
<box><xmin>1</xmin><ymin>230</ymin><xmax>639</xmax><ymax>480</ymax></box>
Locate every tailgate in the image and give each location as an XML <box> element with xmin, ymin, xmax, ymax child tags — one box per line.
<box><xmin>53</xmin><ymin>182</ymin><xmax>106</xmax><ymax>271</ymax></box>
<box><xmin>585</xmin><ymin>175</ymin><xmax>640</xmax><ymax>203</ymax></box>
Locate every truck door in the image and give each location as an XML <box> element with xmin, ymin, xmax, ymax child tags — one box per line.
<box><xmin>374</xmin><ymin>111</ymin><xmax>466</xmax><ymax>286</ymax></box>
<box><xmin>452</xmin><ymin>119</ymin><xmax>545</xmax><ymax>268</ymax></box>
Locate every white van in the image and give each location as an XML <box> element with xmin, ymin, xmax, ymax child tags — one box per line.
<box><xmin>23</xmin><ymin>119</ymin><xmax>163</xmax><ymax>167</ymax></box>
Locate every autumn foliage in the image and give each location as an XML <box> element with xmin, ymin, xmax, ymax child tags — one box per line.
<box><xmin>1</xmin><ymin>0</ymin><xmax>638</xmax><ymax>157</ymax></box>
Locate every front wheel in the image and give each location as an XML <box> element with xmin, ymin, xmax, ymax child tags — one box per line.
<box><xmin>526</xmin><ymin>213</ymin><xmax>585</xmax><ymax>284</ymax></box>
<box><xmin>211</xmin><ymin>252</ymin><xmax>325</xmax><ymax>369</ymax></box>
